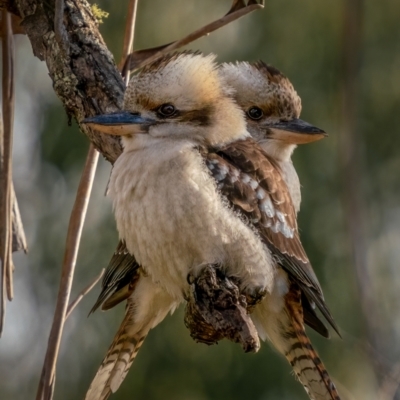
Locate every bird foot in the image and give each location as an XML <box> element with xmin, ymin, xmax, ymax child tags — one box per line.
<box><xmin>244</xmin><ymin>286</ymin><xmax>267</xmax><ymax>312</ymax></box>
<box><xmin>184</xmin><ymin>265</ymin><xmax>260</xmax><ymax>353</ymax></box>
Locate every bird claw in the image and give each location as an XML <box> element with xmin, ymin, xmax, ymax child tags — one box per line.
<box><xmin>244</xmin><ymin>286</ymin><xmax>267</xmax><ymax>311</ymax></box>
<box><xmin>186</xmin><ymin>271</ymin><xmax>196</xmax><ymax>285</ymax></box>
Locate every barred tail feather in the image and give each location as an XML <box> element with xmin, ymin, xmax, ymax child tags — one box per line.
<box><xmin>251</xmin><ymin>280</ymin><xmax>341</xmax><ymax>400</ymax></box>
<box><xmin>85</xmin><ymin>301</ymin><xmax>148</xmax><ymax>400</ymax></box>
<box><xmin>284</xmin><ymin>287</ymin><xmax>341</xmax><ymax>400</ymax></box>
<box><xmin>85</xmin><ymin>276</ymin><xmax>177</xmax><ymax>400</ymax></box>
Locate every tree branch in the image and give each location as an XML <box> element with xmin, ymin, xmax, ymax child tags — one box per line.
<box><xmin>0</xmin><ymin>9</ymin><xmax>28</xmax><ymax>337</ymax></box>
<box><xmin>65</xmin><ymin>268</ymin><xmax>104</xmax><ymax>319</ymax></box>
<box><xmin>36</xmin><ymin>144</ymin><xmax>99</xmax><ymax>400</ymax></box>
<box><xmin>15</xmin><ymin>0</ymin><xmax>125</xmax><ymax>163</ymax></box>
<box><xmin>0</xmin><ymin>9</ymin><xmax>15</xmax><ymax>335</ymax></box>
<box><xmin>119</xmin><ymin>0</ymin><xmax>138</xmax><ymax>84</ymax></box>
<box><xmin>10</xmin><ymin>185</ymin><xmax>27</xmax><ymax>253</ymax></box>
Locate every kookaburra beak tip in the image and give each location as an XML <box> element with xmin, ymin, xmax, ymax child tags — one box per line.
<box><xmin>267</xmin><ymin>118</ymin><xmax>328</xmax><ymax>144</ymax></box>
<box><xmin>82</xmin><ymin>111</ymin><xmax>156</xmax><ymax>136</ymax></box>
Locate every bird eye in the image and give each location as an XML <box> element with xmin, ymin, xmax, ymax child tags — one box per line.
<box><xmin>158</xmin><ymin>104</ymin><xmax>176</xmax><ymax>118</ymax></box>
<box><xmin>247</xmin><ymin>106</ymin><xmax>263</xmax><ymax>120</ymax></box>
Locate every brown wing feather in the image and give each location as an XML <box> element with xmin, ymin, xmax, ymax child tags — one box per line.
<box><xmin>205</xmin><ymin>137</ymin><xmax>339</xmax><ymax>336</ymax></box>
<box><xmin>89</xmin><ymin>240</ymin><xmax>139</xmax><ymax>314</ymax></box>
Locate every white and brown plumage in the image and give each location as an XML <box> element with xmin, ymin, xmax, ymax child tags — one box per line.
<box><xmin>83</xmin><ymin>53</ymin><xmax>340</xmax><ymax>400</ymax></box>
<box><xmin>84</xmin><ymin>52</ymin><xmax>273</xmax><ymax>400</ymax></box>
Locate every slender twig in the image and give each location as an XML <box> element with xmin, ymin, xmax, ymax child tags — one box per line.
<box><xmin>119</xmin><ymin>0</ymin><xmax>139</xmax><ymax>84</ymax></box>
<box><xmin>36</xmin><ymin>144</ymin><xmax>99</xmax><ymax>400</ymax></box>
<box><xmin>0</xmin><ymin>9</ymin><xmax>15</xmax><ymax>336</ymax></box>
<box><xmin>124</xmin><ymin>0</ymin><xmax>263</xmax><ymax>73</ymax></box>
<box><xmin>3</xmin><ymin>11</ymin><xmax>14</xmax><ymax>303</ymax></box>
<box><xmin>35</xmin><ymin>269</ymin><xmax>104</xmax><ymax>400</ymax></box>
<box><xmin>10</xmin><ymin>186</ymin><xmax>28</xmax><ymax>253</ymax></box>
<box><xmin>65</xmin><ymin>268</ymin><xmax>105</xmax><ymax>319</ymax></box>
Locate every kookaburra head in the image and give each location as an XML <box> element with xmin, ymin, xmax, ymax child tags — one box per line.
<box><xmin>219</xmin><ymin>61</ymin><xmax>327</xmax><ymax>162</ymax></box>
<box><xmin>83</xmin><ymin>52</ymin><xmax>247</xmax><ymax>148</ymax></box>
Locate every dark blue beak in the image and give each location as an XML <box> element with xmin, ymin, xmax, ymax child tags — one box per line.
<box><xmin>269</xmin><ymin>118</ymin><xmax>327</xmax><ymax>136</ymax></box>
<box><xmin>82</xmin><ymin>111</ymin><xmax>157</xmax><ymax>136</ymax></box>
<box><xmin>265</xmin><ymin>118</ymin><xmax>327</xmax><ymax>144</ymax></box>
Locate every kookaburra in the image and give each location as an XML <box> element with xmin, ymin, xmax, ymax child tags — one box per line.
<box><xmin>220</xmin><ymin>61</ymin><xmax>342</xmax><ymax>400</ymax></box>
<box><xmin>83</xmin><ymin>52</ymin><xmax>340</xmax><ymax>400</ymax></box>
<box><xmin>91</xmin><ymin>61</ymin><xmax>329</xmax><ymax>314</ymax></box>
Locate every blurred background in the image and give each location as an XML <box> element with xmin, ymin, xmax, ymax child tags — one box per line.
<box><xmin>1</xmin><ymin>0</ymin><xmax>400</xmax><ymax>399</ymax></box>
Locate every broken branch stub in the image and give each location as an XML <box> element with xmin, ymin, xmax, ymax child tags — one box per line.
<box><xmin>184</xmin><ymin>265</ymin><xmax>260</xmax><ymax>353</ymax></box>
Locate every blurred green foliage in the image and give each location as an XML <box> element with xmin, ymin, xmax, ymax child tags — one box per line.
<box><xmin>2</xmin><ymin>0</ymin><xmax>400</xmax><ymax>399</ymax></box>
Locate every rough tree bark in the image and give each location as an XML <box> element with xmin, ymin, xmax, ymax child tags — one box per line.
<box><xmin>3</xmin><ymin>0</ymin><xmax>124</xmax><ymax>163</ymax></box>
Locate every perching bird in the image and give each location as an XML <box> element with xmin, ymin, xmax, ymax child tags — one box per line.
<box><xmin>83</xmin><ymin>52</ymin><xmax>340</xmax><ymax>400</ymax></box>
<box><xmin>91</xmin><ymin>61</ymin><xmax>330</xmax><ymax>319</ymax></box>
<box><xmin>92</xmin><ymin>60</ymin><xmax>335</xmax><ymax>340</ymax></box>
<box><xmin>220</xmin><ymin>60</ymin><xmax>341</xmax><ymax>399</ymax></box>
<box><xmin>84</xmin><ymin>52</ymin><xmax>274</xmax><ymax>399</ymax></box>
